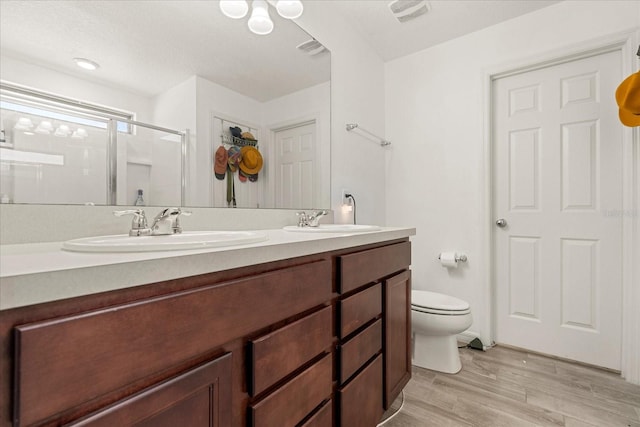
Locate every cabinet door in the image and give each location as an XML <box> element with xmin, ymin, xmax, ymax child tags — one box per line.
<box><xmin>338</xmin><ymin>355</ymin><xmax>383</xmax><ymax>427</ymax></box>
<box><xmin>70</xmin><ymin>353</ymin><xmax>232</xmax><ymax>427</ymax></box>
<box><xmin>383</xmin><ymin>270</ymin><xmax>411</xmax><ymax>409</ymax></box>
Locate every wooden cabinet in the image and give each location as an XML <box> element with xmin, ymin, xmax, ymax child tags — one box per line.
<box><xmin>338</xmin><ymin>355</ymin><xmax>384</xmax><ymax>427</ymax></box>
<box><xmin>336</xmin><ymin>241</ymin><xmax>412</xmax><ymax>426</ymax></box>
<box><xmin>249</xmin><ymin>354</ymin><xmax>332</xmax><ymax>427</ymax></box>
<box><xmin>69</xmin><ymin>353</ymin><xmax>232</xmax><ymax>427</ymax></box>
<box><xmin>0</xmin><ymin>239</ymin><xmax>411</xmax><ymax>427</ymax></box>
<box><xmin>383</xmin><ymin>270</ymin><xmax>412</xmax><ymax>409</ymax></box>
<box><xmin>249</xmin><ymin>306</ymin><xmax>333</xmax><ymax>397</ymax></box>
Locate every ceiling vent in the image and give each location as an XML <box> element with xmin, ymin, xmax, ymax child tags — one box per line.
<box><xmin>388</xmin><ymin>0</ymin><xmax>430</xmax><ymax>23</ymax></box>
<box><xmin>296</xmin><ymin>39</ymin><xmax>327</xmax><ymax>56</ymax></box>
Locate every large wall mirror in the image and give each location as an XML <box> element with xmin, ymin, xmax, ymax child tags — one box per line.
<box><xmin>0</xmin><ymin>1</ymin><xmax>331</xmax><ymax>209</ymax></box>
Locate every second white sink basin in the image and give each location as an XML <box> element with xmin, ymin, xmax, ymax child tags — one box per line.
<box><xmin>283</xmin><ymin>224</ymin><xmax>381</xmax><ymax>233</ymax></box>
<box><xmin>63</xmin><ymin>231</ymin><xmax>268</xmax><ymax>253</ymax></box>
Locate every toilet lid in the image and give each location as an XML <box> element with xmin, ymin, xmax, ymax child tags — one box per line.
<box><xmin>411</xmin><ymin>290</ymin><xmax>470</xmax><ymax>311</ymax></box>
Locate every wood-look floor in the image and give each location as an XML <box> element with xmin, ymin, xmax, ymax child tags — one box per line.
<box><xmin>381</xmin><ymin>345</ymin><xmax>640</xmax><ymax>427</ymax></box>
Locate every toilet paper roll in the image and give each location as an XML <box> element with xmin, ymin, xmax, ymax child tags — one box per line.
<box><xmin>439</xmin><ymin>252</ymin><xmax>458</xmax><ymax>268</ymax></box>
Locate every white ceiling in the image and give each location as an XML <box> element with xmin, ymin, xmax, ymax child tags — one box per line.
<box><xmin>0</xmin><ymin>1</ymin><xmax>560</xmax><ymax>101</ymax></box>
<box><xmin>0</xmin><ymin>0</ymin><xmax>330</xmax><ymax>101</ymax></box>
<box><xmin>329</xmin><ymin>0</ymin><xmax>561</xmax><ymax>62</ymax></box>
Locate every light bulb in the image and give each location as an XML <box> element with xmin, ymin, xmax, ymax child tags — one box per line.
<box><xmin>14</xmin><ymin>117</ymin><xmax>34</xmax><ymax>130</ymax></box>
<box><xmin>248</xmin><ymin>0</ymin><xmax>273</xmax><ymax>35</ymax></box>
<box><xmin>219</xmin><ymin>0</ymin><xmax>249</xmax><ymax>19</ymax></box>
<box><xmin>74</xmin><ymin>58</ymin><xmax>99</xmax><ymax>70</ymax></box>
<box><xmin>276</xmin><ymin>0</ymin><xmax>303</xmax><ymax>19</ymax></box>
<box><xmin>35</xmin><ymin>120</ymin><xmax>53</xmax><ymax>134</ymax></box>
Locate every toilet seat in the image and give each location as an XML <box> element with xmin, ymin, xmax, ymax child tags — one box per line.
<box><xmin>411</xmin><ymin>290</ymin><xmax>471</xmax><ymax>315</ymax></box>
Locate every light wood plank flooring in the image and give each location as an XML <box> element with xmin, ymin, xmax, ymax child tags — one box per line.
<box><xmin>381</xmin><ymin>345</ymin><xmax>640</xmax><ymax>427</ymax></box>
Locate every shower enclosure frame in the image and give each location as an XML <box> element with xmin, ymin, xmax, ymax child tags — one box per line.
<box><xmin>0</xmin><ymin>82</ymin><xmax>188</xmax><ymax>207</ymax></box>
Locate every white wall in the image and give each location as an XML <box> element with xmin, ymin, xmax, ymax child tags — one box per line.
<box><xmin>152</xmin><ymin>76</ymin><xmax>197</xmax><ymax>205</ymax></box>
<box><xmin>385</xmin><ymin>0</ymin><xmax>640</xmax><ymax>345</ymax></box>
<box><xmin>0</xmin><ymin>55</ymin><xmax>153</xmax><ymax>122</ymax></box>
<box><xmin>195</xmin><ymin>76</ymin><xmax>263</xmax><ymax>207</ymax></box>
<box><xmin>262</xmin><ymin>81</ymin><xmax>331</xmax><ymax>209</ymax></box>
<box><xmin>296</xmin><ymin>2</ymin><xmax>387</xmax><ymax>225</ymax></box>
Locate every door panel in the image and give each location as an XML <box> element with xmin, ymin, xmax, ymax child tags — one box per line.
<box><xmin>274</xmin><ymin>122</ymin><xmax>316</xmax><ymax>209</ymax></box>
<box><xmin>493</xmin><ymin>50</ymin><xmax>623</xmax><ymax>370</ymax></box>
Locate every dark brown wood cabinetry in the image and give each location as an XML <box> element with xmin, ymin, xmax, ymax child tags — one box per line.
<box><xmin>383</xmin><ymin>270</ymin><xmax>412</xmax><ymax>409</ymax></box>
<box><xmin>70</xmin><ymin>353</ymin><xmax>233</xmax><ymax>427</ymax></box>
<box><xmin>0</xmin><ymin>239</ymin><xmax>411</xmax><ymax>427</ymax></box>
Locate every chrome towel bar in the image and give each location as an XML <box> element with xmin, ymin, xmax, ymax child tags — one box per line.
<box><xmin>346</xmin><ymin>123</ymin><xmax>391</xmax><ymax>147</ymax></box>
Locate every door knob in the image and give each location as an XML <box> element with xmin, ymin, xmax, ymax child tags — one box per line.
<box><xmin>496</xmin><ymin>218</ymin><xmax>507</xmax><ymax>228</ymax></box>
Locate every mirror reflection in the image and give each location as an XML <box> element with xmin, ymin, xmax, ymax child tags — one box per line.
<box><xmin>0</xmin><ymin>0</ymin><xmax>331</xmax><ymax>209</ymax></box>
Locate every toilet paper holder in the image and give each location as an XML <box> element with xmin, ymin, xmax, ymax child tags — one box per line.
<box><xmin>438</xmin><ymin>253</ymin><xmax>467</xmax><ymax>262</ymax></box>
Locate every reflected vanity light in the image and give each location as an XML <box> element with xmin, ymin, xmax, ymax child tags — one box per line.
<box><xmin>54</xmin><ymin>124</ymin><xmax>71</xmax><ymax>137</ymax></box>
<box><xmin>220</xmin><ymin>0</ymin><xmax>249</xmax><ymax>18</ymax></box>
<box><xmin>73</xmin><ymin>58</ymin><xmax>100</xmax><ymax>71</ymax></box>
<box><xmin>71</xmin><ymin>128</ymin><xmax>88</xmax><ymax>139</ymax></box>
<box><xmin>35</xmin><ymin>120</ymin><xmax>53</xmax><ymax>134</ymax></box>
<box><xmin>14</xmin><ymin>117</ymin><xmax>34</xmax><ymax>131</ymax></box>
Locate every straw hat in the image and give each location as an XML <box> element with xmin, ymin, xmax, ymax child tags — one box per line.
<box><xmin>241</xmin><ymin>131</ymin><xmax>256</xmax><ymax>141</ymax></box>
<box><xmin>616</xmin><ymin>71</ymin><xmax>640</xmax><ymax>127</ymax></box>
<box><xmin>239</xmin><ymin>146</ymin><xmax>263</xmax><ymax>175</ymax></box>
<box><xmin>214</xmin><ymin>146</ymin><xmax>228</xmax><ymax>180</ymax></box>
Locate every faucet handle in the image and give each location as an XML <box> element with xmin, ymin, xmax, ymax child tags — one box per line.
<box><xmin>296</xmin><ymin>211</ymin><xmax>308</xmax><ymax>227</ymax></box>
<box><xmin>113</xmin><ymin>209</ymin><xmax>151</xmax><ymax>236</ymax></box>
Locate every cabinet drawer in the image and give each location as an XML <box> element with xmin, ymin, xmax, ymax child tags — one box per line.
<box><xmin>70</xmin><ymin>353</ymin><xmax>232</xmax><ymax>427</ymax></box>
<box><xmin>338</xmin><ymin>354</ymin><xmax>384</xmax><ymax>427</ymax></box>
<box><xmin>339</xmin><ymin>319</ymin><xmax>382</xmax><ymax>384</ymax></box>
<box><xmin>300</xmin><ymin>399</ymin><xmax>332</xmax><ymax>427</ymax></box>
<box><xmin>338</xmin><ymin>241</ymin><xmax>411</xmax><ymax>294</ymax></box>
<box><xmin>339</xmin><ymin>283</ymin><xmax>381</xmax><ymax>339</ymax></box>
<box><xmin>250</xmin><ymin>353</ymin><xmax>332</xmax><ymax>427</ymax></box>
<box><xmin>14</xmin><ymin>260</ymin><xmax>331</xmax><ymax>427</ymax></box>
<box><xmin>249</xmin><ymin>306</ymin><xmax>332</xmax><ymax>396</ymax></box>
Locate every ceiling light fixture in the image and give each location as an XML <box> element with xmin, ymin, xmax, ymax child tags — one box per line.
<box><xmin>220</xmin><ymin>0</ymin><xmax>303</xmax><ymax>35</ymax></box>
<box><xmin>276</xmin><ymin>0</ymin><xmax>303</xmax><ymax>19</ymax></box>
<box><xmin>73</xmin><ymin>58</ymin><xmax>100</xmax><ymax>71</ymax></box>
<box><xmin>219</xmin><ymin>0</ymin><xmax>249</xmax><ymax>19</ymax></box>
<box><xmin>248</xmin><ymin>0</ymin><xmax>274</xmax><ymax>35</ymax></box>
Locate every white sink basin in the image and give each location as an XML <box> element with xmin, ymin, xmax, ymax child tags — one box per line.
<box><xmin>63</xmin><ymin>231</ymin><xmax>268</xmax><ymax>253</ymax></box>
<box><xmin>283</xmin><ymin>224</ymin><xmax>381</xmax><ymax>233</ymax></box>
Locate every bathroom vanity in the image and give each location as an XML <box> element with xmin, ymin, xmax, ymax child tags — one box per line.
<box><xmin>0</xmin><ymin>228</ymin><xmax>413</xmax><ymax>426</ymax></box>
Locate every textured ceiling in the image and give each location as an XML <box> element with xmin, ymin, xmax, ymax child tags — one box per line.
<box><xmin>0</xmin><ymin>0</ymin><xmax>330</xmax><ymax>101</ymax></box>
<box><xmin>0</xmin><ymin>1</ymin><xmax>560</xmax><ymax>101</ymax></box>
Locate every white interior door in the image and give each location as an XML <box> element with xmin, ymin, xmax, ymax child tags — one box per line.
<box><xmin>274</xmin><ymin>121</ymin><xmax>316</xmax><ymax>209</ymax></box>
<box><xmin>493</xmin><ymin>50</ymin><xmax>623</xmax><ymax>370</ymax></box>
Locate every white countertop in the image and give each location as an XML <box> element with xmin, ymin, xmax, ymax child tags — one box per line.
<box><xmin>0</xmin><ymin>227</ymin><xmax>415</xmax><ymax>310</ymax></box>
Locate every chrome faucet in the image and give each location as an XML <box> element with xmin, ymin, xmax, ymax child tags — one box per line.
<box><xmin>150</xmin><ymin>207</ymin><xmax>192</xmax><ymax>235</ymax></box>
<box><xmin>295</xmin><ymin>210</ymin><xmax>329</xmax><ymax>227</ymax></box>
<box><xmin>307</xmin><ymin>210</ymin><xmax>329</xmax><ymax>227</ymax></box>
<box><xmin>113</xmin><ymin>209</ymin><xmax>151</xmax><ymax>236</ymax></box>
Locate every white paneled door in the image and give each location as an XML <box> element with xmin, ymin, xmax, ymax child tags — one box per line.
<box><xmin>274</xmin><ymin>121</ymin><xmax>316</xmax><ymax>209</ymax></box>
<box><xmin>493</xmin><ymin>50</ymin><xmax>623</xmax><ymax>370</ymax></box>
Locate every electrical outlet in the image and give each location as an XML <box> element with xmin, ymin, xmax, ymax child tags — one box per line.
<box><xmin>341</xmin><ymin>189</ymin><xmax>351</xmax><ymax>205</ymax></box>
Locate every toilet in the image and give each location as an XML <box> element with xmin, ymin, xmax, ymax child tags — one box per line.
<box><xmin>411</xmin><ymin>290</ymin><xmax>472</xmax><ymax>374</ymax></box>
